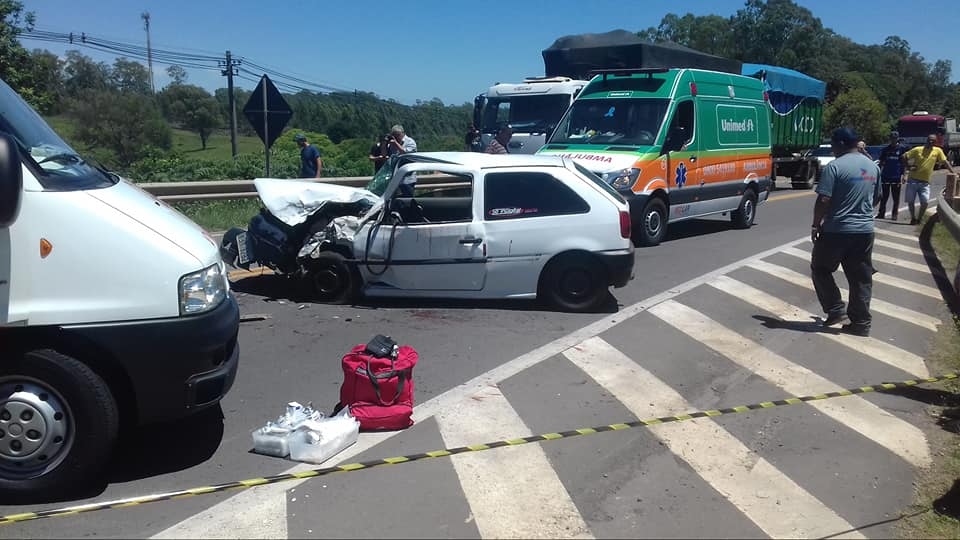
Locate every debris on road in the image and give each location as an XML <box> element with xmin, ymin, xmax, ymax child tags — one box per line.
<box><xmin>240</xmin><ymin>313</ymin><xmax>272</xmax><ymax>323</ymax></box>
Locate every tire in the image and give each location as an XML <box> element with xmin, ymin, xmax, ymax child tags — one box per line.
<box><xmin>0</xmin><ymin>349</ymin><xmax>118</xmax><ymax>500</ymax></box>
<box><xmin>792</xmin><ymin>163</ymin><xmax>815</xmax><ymax>189</ymax></box>
<box><xmin>540</xmin><ymin>254</ymin><xmax>607</xmax><ymax>312</ymax></box>
<box><xmin>636</xmin><ymin>198</ymin><xmax>668</xmax><ymax>247</ymax></box>
<box><xmin>302</xmin><ymin>251</ymin><xmax>358</xmax><ymax>305</ymax></box>
<box><xmin>731</xmin><ymin>188</ymin><xmax>758</xmax><ymax>229</ymax></box>
<box><xmin>219</xmin><ymin>227</ymin><xmax>245</xmax><ymax>268</ymax></box>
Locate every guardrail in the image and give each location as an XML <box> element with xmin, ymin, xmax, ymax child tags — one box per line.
<box><xmin>139</xmin><ymin>175</ymin><xmax>470</xmax><ymax>203</ymax></box>
<box><xmin>938</xmin><ymin>173</ymin><xmax>960</xmax><ymax>296</ymax></box>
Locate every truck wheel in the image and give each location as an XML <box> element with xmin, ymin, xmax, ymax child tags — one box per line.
<box><xmin>636</xmin><ymin>198</ymin><xmax>668</xmax><ymax>247</ymax></box>
<box><xmin>0</xmin><ymin>349</ymin><xmax>118</xmax><ymax>500</ymax></box>
<box><xmin>303</xmin><ymin>252</ymin><xmax>358</xmax><ymax>305</ymax></box>
<box><xmin>539</xmin><ymin>253</ymin><xmax>606</xmax><ymax>312</ymax></box>
<box><xmin>792</xmin><ymin>163</ymin><xmax>815</xmax><ymax>189</ymax></box>
<box><xmin>731</xmin><ymin>189</ymin><xmax>758</xmax><ymax>229</ymax></box>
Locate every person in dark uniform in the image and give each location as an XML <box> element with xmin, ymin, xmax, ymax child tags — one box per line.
<box><xmin>876</xmin><ymin>131</ymin><xmax>908</xmax><ymax>220</ymax></box>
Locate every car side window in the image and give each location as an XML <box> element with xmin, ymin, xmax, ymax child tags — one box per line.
<box><xmin>391</xmin><ymin>170</ymin><xmax>474</xmax><ymax>225</ymax></box>
<box><xmin>663</xmin><ymin>100</ymin><xmax>694</xmax><ymax>154</ymax></box>
<box><xmin>483</xmin><ymin>171</ymin><xmax>589</xmax><ymax>221</ymax></box>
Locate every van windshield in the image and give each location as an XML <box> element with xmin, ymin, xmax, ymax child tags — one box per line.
<box><xmin>549</xmin><ymin>98</ymin><xmax>669</xmax><ymax>146</ymax></box>
<box><xmin>0</xmin><ymin>79</ymin><xmax>113</xmax><ymax>190</ymax></box>
<box><xmin>481</xmin><ymin>94</ymin><xmax>571</xmax><ymax>134</ymax></box>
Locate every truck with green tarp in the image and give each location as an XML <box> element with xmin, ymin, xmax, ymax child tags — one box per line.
<box><xmin>741</xmin><ymin>63</ymin><xmax>826</xmax><ymax>189</ymax></box>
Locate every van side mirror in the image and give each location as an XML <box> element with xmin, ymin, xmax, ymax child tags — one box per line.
<box><xmin>0</xmin><ymin>132</ymin><xmax>23</xmax><ymax>228</ymax></box>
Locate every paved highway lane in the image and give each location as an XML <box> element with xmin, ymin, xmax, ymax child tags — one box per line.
<box><xmin>0</xmin><ymin>176</ymin><xmax>949</xmax><ymax>538</ymax></box>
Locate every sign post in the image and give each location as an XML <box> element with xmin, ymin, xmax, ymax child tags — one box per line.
<box><xmin>242</xmin><ymin>75</ymin><xmax>293</xmax><ymax>177</ymax></box>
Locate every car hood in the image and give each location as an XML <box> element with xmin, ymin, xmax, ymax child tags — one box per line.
<box><xmin>254</xmin><ymin>178</ymin><xmax>380</xmax><ymax>228</ymax></box>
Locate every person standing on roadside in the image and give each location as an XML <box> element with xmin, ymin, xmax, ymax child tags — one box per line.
<box><xmin>901</xmin><ymin>134</ymin><xmax>956</xmax><ymax>225</ymax></box>
<box><xmin>369</xmin><ymin>135</ymin><xmax>388</xmax><ymax>174</ymax></box>
<box><xmin>810</xmin><ymin>127</ymin><xmax>882</xmax><ymax>337</ymax></box>
<box><xmin>876</xmin><ymin>131</ymin><xmax>908</xmax><ymax>220</ymax></box>
<box><xmin>295</xmin><ymin>133</ymin><xmax>322</xmax><ymax>178</ymax></box>
<box><xmin>384</xmin><ymin>124</ymin><xmax>417</xmax><ymax>196</ymax></box>
<box><xmin>484</xmin><ymin>125</ymin><xmax>513</xmax><ymax>154</ymax></box>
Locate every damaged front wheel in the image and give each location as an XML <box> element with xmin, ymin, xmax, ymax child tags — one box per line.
<box><xmin>302</xmin><ymin>252</ymin><xmax>358</xmax><ymax>305</ymax></box>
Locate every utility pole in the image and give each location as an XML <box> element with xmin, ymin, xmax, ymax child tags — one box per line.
<box><xmin>220</xmin><ymin>50</ymin><xmax>241</xmax><ymax>158</ymax></box>
<box><xmin>141</xmin><ymin>12</ymin><xmax>155</xmax><ymax>93</ymax></box>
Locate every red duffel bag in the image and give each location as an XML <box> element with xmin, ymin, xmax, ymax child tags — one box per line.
<box><xmin>337</xmin><ymin>337</ymin><xmax>418</xmax><ymax>431</ymax></box>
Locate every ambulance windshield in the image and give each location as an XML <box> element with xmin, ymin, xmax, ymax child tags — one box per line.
<box><xmin>549</xmin><ymin>98</ymin><xmax>669</xmax><ymax>147</ymax></box>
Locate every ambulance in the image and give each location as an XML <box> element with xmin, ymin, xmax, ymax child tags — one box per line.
<box><xmin>537</xmin><ymin>68</ymin><xmax>774</xmax><ymax>246</ymax></box>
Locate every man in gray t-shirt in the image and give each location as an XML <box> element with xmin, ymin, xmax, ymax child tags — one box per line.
<box><xmin>810</xmin><ymin>127</ymin><xmax>881</xmax><ymax>336</ymax></box>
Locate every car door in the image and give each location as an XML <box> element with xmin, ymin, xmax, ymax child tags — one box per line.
<box><xmin>360</xmin><ymin>163</ymin><xmax>486</xmax><ymax>291</ymax></box>
<box><xmin>662</xmin><ymin>99</ymin><xmax>700</xmax><ymax>219</ymax></box>
<box><xmin>0</xmin><ymin>228</ymin><xmax>10</xmax><ymax>324</ymax></box>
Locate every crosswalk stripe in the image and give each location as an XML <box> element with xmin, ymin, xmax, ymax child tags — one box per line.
<box><xmin>564</xmin><ymin>337</ymin><xmax>865</xmax><ymax>539</ymax></box>
<box><xmin>874</xmin><ymin>238</ymin><xmax>923</xmax><ymax>256</ymax></box>
<box><xmin>648</xmin><ymin>300</ymin><xmax>931</xmax><ymax>467</ymax></box>
<box><xmin>874</xmin><ymin>228</ymin><xmax>919</xmax><ymax>242</ymax></box>
<box><xmin>435</xmin><ymin>385</ymin><xmax>593</xmax><ymax>539</ymax></box>
<box><xmin>781</xmin><ymin>247</ymin><xmax>941</xmax><ymax>298</ymax></box>
<box><xmin>709</xmin><ymin>276</ymin><xmax>930</xmax><ymax>378</ymax></box>
<box><xmin>869</xmin><ymin>252</ymin><xmax>929</xmax><ymax>273</ymax></box>
<box><xmin>747</xmin><ymin>260</ymin><xmax>940</xmax><ymax>332</ymax></box>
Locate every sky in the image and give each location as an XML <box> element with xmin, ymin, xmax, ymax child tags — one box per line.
<box><xmin>18</xmin><ymin>0</ymin><xmax>960</xmax><ymax>107</ymax></box>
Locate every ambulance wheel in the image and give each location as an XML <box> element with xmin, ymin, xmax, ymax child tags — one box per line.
<box><xmin>304</xmin><ymin>251</ymin><xmax>358</xmax><ymax>305</ymax></box>
<box><xmin>540</xmin><ymin>253</ymin><xmax>606</xmax><ymax>312</ymax></box>
<box><xmin>731</xmin><ymin>188</ymin><xmax>758</xmax><ymax>229</ymax></box>
<box><xmin>636</xmin><ymin>198</ymin><xmax>667</xmax><ymax>247</ymax></box>
<box><xmin>0</xmin><ymin>349</ymin><xmax>118</xmax><ymax>501</ymax></box>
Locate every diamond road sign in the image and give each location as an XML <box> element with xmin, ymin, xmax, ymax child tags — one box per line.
<box><xmin>242</xmin><ymin>75</ymin><xmax>293</xmax><ymax>149</ymax></box>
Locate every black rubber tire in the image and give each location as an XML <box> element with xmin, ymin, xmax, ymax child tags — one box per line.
<box><xmin>302</xmin><ymin>251</ymin><xmax>358</xmax><ymax>305</ymax></box>
<box><xmin>540</xmin><ymin>254</ymin><xmax>607</xmax><ymax>312</ymax></box>
<box><xmin>636</xmin><ymin>198</ymin><xmax>668</xmax><ymax>247</ymax></box>
<box><xmin>731</xmin><ymin>188</ymin><xmax>758</xmax><ymax>229</ymax></box>
<box><xmin>219</xmin><ymin>227</ymin><xmax>245</xmax><ymax>268</ymax></box>
<box><xmin>0</xmin><ymin>349</ymin><xmax>118</xmax><ymax>500</ymax></box>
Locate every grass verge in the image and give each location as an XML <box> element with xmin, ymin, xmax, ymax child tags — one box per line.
<box><xmin>897</xmin><ymin>211</ymin><xmax>960</xmax><ymax>539</ymax></box>
<box><xmin>172</xmin><ymin>199</ymin><xmax>263</xmax><ymax>232</ymax></box>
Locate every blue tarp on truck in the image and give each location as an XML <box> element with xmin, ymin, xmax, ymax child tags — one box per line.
<box><xmin>741</xmin><ymin>63</ymin><xmax>826</xmax><ymax>155</ymax></box>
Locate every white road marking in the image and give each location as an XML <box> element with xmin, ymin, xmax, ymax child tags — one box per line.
<box><xmin>874</xmin><ymin>238</ymin><xmax>924</xmax><ymax>256</ymax></box>
<box><xmin>709</xmin><ymin>276</ymin><xmax>930</xmax><ymax>378</ymax></box>
<box><xmin>649</xmin><ymin>300</ymin><xmax>931</xmax><ymax>467</ymax></box>
<box><xmin>152</xmin><ymin>236</ymin><xmax>812</xmax><ymax>539</ymax></box>
<box><xmin>436</xmin><ymin>386</ymin><xmax>593</xmax><ymax>539</ymax></box>
<box><xmin>781</xmin><ymin>247</ymin><xmax>942</xmax><ymax>298</ymax></box>
<box><xmin>747</xmin><ymin>259</ymin><xmax>940</xmax><ymax>332</ymax></box>
<box><xmin>564</xmin><ymin>337</ymin><xmax>866</xmax><ymax>540</ymax></box>
<box><xmin>874</xmin><ymin>229</ymin><xmax>919</xmax><ymax>242</ymax></box>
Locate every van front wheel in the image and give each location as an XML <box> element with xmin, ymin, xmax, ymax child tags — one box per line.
<box><xmin>0</xmin><ymin>349</ymin><xmax>118</xmax><ymax>501</ymax></box>
<box><xmin>636</xmin><ymin>198</ymin><xmax>668</xmax><ymax>247</ymax></box>
<box><xmin>731</xmin><ymin>189</ymin><xmax>758</xmax><ymax>229</ymax></box>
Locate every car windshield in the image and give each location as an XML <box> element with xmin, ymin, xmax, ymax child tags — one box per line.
<box><xmin>480</xmin><ymin>94</ymin><xmax>571</xmax><ymax>134</ymax></box>
<box><xmin>0</xmin><ymin>78</ymin><xmax>112</xmax><ymax>190</ymax></box>
<box><xmin>549</xmin><ymin>98</ymin><xmax>669</xmax><ymax>146</ymax></box>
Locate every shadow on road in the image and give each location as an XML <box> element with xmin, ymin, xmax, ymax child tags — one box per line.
<box><xmin>231</xmin><ymin>273</ymin><xmax>622</xmax><ymax>315</ymax></box>
<box><xmin>752</xmin><ymin>314</ymin><xmax>840</xmax><ymax>334</ymax></box>
<box><xmin>934</xmin><ymin>479</ymin><xmax>960</xmax><ymax>519</ymax></box>
<box><xmin>0</xmin><ymin>405</ymin><xmax>226</xmax><ymax>506</ymax></box>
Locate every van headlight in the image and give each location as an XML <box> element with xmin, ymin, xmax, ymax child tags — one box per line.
<box><xmin>179</xmin><ymin>263</ymin><xmax>227</xmax><ymax>315</ymax></box>
<box><xmin>603</xmin><ymin>168</ymin><xmax>641</xmax><ymax>190</ymax></box>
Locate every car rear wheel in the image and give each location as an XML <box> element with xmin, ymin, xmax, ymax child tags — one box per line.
<box><xmin>540</xmin><ymin>254</ymin><xmax>606</xmax><ymax>312</ymax></box>
<box><xmin>636</xmin><ymin>198</ymin><xmax>668</xmax><ymax>247</ymax></box>
<box><xmin>0</xmin><ymin>349</ymin><xmax>118</xmax><ymax>501</ymax></box>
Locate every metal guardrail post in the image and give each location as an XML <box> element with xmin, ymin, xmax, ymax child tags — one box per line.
<box><xmin>938</xmin><ymin>173</ymin><xmax>960</xmax><ymax>296</ymax></box>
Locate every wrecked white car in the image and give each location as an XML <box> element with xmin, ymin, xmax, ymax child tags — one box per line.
<box><xmin>220</xmin><ymin>152</ymin><xmax>635</xmax><ymax>312</ymax></box>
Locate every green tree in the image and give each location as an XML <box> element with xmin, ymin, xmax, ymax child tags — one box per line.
<box><xmin>62</xmin><ymin>50</ymin><xmax>110</xmax><ymax>98</ymax></box>
<box><xmin>637</xmin><ymin>13</ymin><xmax>735</xmax><ymax>57</ymax></box>
<box><xmin>159</xmin><ymin>84</ymin><xmax>222</xmax><ymax>149</ymax></box>
<box><xmin>70</xmin><ymin>90</ymin><xmax>172</xmax><ymax>167</ymax></box>
<box><xmin>110</xmin><ymin>58</ymin><xmax>152</xmax><ymax>95</ymax></box>
<box><xmin>823</xmin><ymin>88</ymin><xmax>889</xmax><ymax>143</ymax></box>
<box><xmin>166</xmin><ymin>65</ymin><xmax>188</xmax><ymax>85</ymax></box>
<box><xmin>0</xmin><ymin>0</ymin><xmax>41</xmax><ymax>107</ymax></box>
<box><xmin>24</xmin><ymin>48</ymin><xmax>63</xmax><ymax>114</ymax></box>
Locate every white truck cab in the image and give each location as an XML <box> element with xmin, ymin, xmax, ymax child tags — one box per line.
<box><xmin>0</xmin><ymin>78</ymin><xmax>239</xmax><ymax>499</ymax></box>
<box><xmin>473</xmin><ymin>77</ymin><xmax>588</xmax><ymax>154</ymax></box>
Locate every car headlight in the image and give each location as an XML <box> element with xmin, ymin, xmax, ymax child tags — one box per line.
<box><xmin>179</xmin><ymin>263</ymin><xmax>227</xmax><ymax>315</ymax></box>
<box><xmin>603</xmin><ymin>168</ymin><xmax>641</xmax><ymax>190</ymax></box>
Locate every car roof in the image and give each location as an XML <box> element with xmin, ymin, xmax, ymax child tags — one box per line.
<box><xmin>402</xmin><ymin>151</ymin><xmax>568</xmax><ymax>169</ymax></box>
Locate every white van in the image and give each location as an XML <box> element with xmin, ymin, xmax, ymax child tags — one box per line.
<box><xmin>0</xmin><ymin>78</ymin><xmax>239</xmax><ymax>498</ymax></box>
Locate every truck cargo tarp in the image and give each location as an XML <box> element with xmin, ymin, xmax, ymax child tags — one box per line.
<box><xmin>741</xmin><ymin>63</ymin><xmax>825</xmax><ymax>116</ymax></box>
<box><xmin>542</xmin><ymin>30</ymin><xmax>742</xmax><ymax>80</ymax></box>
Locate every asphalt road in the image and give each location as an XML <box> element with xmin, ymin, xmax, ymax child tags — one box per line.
<box><xmin>0</xmin><ymin>174</ymin><xmax>952</xmax><ymax>539</ymax></box>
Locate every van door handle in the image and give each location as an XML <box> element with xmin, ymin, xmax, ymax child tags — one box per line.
<box><xmin>459</xmin><ymin>237</ymin><xmax>483</xmax><ymax>245</ymax></box>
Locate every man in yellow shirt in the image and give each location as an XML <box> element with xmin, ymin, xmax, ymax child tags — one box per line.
<box><xmin>901</xmin><ymin>134</ymin><xmax>957</xmax><ymax>224</ymax></box>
